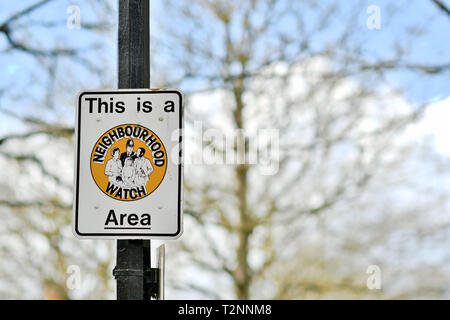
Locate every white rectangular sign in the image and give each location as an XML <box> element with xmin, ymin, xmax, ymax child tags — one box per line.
<box><xmin>73</xmin><ymin>90</ymin><xmax>183</xmax><ymax>239</ymax></box>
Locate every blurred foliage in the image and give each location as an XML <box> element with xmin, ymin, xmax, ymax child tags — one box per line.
<box><xmin>0</xmin><ymin>0</ymin><xmax>449</xmax><ymax>299</ymax></box>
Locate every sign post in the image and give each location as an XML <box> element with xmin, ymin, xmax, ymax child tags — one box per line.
<box><xmin>73</xmin><ymin>0</ymin><xmax>183</xmax><ymax>300</ymax></box>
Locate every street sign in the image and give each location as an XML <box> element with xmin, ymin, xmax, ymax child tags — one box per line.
<box><xmin>73</xmin><ymin>89</ymin><xmax>183</xmax><ymax>239</ymax></box>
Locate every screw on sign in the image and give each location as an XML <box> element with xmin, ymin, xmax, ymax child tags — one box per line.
<box><xmin>73</xmin><ymin>90</ymin><xmax>183</xmax><ymax>239</ymax></box>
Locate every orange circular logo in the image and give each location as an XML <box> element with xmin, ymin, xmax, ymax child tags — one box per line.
<box><xmin>90</xmin><ymin>124</ymin><xmax>167</xmax><ymax>201</ymax></box>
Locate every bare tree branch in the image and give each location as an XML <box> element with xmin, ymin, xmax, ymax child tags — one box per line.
<box><xmin>431</xmin><ymin>0</ymin><xmax>450</xmax><ymax>17</ymax></box>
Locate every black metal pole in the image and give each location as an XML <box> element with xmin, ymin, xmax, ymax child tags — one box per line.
<box><xmin>113</xmin><ymin>0</ymin><xmax>151</xmax><ymax>300</ymax></box>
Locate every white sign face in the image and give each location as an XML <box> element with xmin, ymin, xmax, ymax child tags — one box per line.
<box><xmin>73</xmin><ymin>90</ymin><xmax>183</xmax><ymax>239</ymax></box>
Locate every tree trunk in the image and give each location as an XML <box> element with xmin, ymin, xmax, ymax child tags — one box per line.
<box><xmin>232</xmin><ymin>76</ymin><xmax>252</xmax><ymax>300</ymax></box>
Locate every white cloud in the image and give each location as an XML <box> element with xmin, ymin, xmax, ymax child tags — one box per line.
<box><xmin>420</xmin><ymin>97</ymin><xmax>450</xmax><ymax>156</ymax></box>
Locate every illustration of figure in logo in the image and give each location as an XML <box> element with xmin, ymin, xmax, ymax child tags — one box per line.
<box><xmin>122</xmin><ymin>157</ymin><xmax>136</xmax><ymax>187</ymax></box>
<box><xmin>134</xmin><ymin>147</ymin><xmax>154</xmax><ymax>187</ymax></box>
<box><xmin>120</xmin><ymin>139</ymin><xmax>137</xmax><ymax>166</ymax></box>
<box><xmin>104</xmin><ymin>147</ymin><xmax>123</xmax><ymax>184</ymax></box>
<box><xmin>92</xmin><ymin>124</ymin><xmax>168</xmax><ymax>201</ymax></box>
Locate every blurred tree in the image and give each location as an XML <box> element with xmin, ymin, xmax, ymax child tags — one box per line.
<box><xmin>151</xmin><ymin>0</ymin><xmax>450</xmax><ymax>299</ymax></box>
<box><xmin>0</xmin><ymin>0</ymin><xmax>115</xmax><ymax>299</ymax></box>
<box><xmin>0</xmin><ymin>0</ymin><xmax>449</xmax><ymax>300</ymax></box>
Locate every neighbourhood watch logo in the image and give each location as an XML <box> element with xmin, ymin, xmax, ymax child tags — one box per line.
<box><xmin>90</xmin><ymin>124</ymin><xmax>167</xmax><ymax>201</ymax></box>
